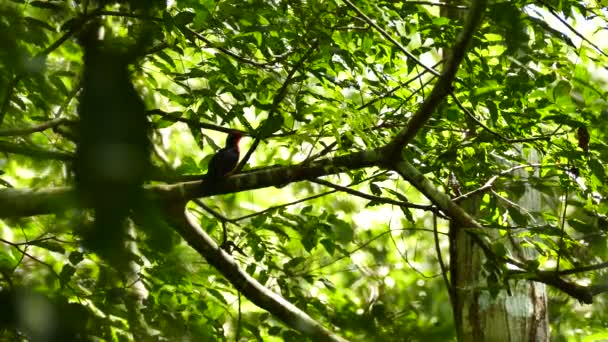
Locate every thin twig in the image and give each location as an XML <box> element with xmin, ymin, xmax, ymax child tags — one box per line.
<box><xmin>556</xmin><ymin>183</ymin><xmax>569</xmax><ymax>271</ymax></box>
<box><xmin>147</xmin><ymin>109</ymin><xmax>248</xmax><ymax>135</ymax></box>
<box><xmin>450</xmin><ymin>92</ymin><xmax>560</xmax><ymax>143</ymax></box>
<box><xmin>232</xmin><ymin>190</ymin><xmax>337</xmax><ymax>222</ymax></box>
<box><xmin>312</xmin><ymin>178</ymin><xmax>434</xmax><ymax>211</ymax></box>
<box><xmin>536</xmin><ymin>0</ymin><xmax>608</xmax><ymax>58</ymax></box>
<box><xmin>433</xmin><ymin>212</ymin><xmax>453</xmax><ymax>305</ymax></box>
<box><xmin>299</xmin><ymin>227</ymin><xmax>445</xmax><ymax>277</ymax></box>
<box><xmin>0</xmin><ymin>237</ymin><xmax>63</xmax><ymax>285</ymax></box>
<box><xmin>192</xmin><ymin>198</ymin><xmax>238</xmax><ymax>225</ymax></box>
<box><xmin>555</xmin><ymin>260</ymin><xmax>608</xmax><ymax>276</ymax></box>
<box><xmin>359</xmin><ymin>60</ymin><xmax>443</xmax><ymax>110</ymax></box>
<box><xmin>385</xmin><ymin>0</ymin><xmax>487</xmax><ymax>153</ymax></box>
<box><xmin>236</xmin><ymin>45</ymin><xmax>317</xmax><ymax>172</ymax></box>
<box><xmin>342</xmin><ymin>0</ymin><xmax>440</xmax><ymax>77</ymax></box>
<box><xmin>453</xmin><ymin>163</ymin><xmax>545</xmax><ymax>202</ymax></box>
<box><xmin>232</xmin><ymin>172</ymin><xmax>391</xmax><ymax>222</ymax></box>
<box><xmin>185</xmin><ymin>28</ymin><xmax>272</xmax><ymax>68</ymax></box>
<box><xmin>404</xmin><ymin>0</ymin><xmax>468</xmax><ymax>9</ymax></box>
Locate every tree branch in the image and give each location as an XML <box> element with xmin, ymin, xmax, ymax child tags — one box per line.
<box><xmin>311</xmin><ymin>178</ymin><xmax>434</xmax><ymax>211</ymax></box>
<box><xmin>341</xmin><ymin>0</ymin><xmax>441</xmax><ymax>77</ymax></box>
<box><xmin>0</xmin><ymin>117</ymin><xmax>72</xmax><ymax>137</ymax></box>
<box><xmin>162</xmin><ymin>203</ymin><xmax>348</xmax><ymax>342</ymax></box>
<box><xmin>386</xmin><ymin>0</ymin><xmax>487</xmax><ymax>153</ymax></box>
<box><xmin>0</xmin><ymin>141</ymin><xmax>73</xmax><ymax>161</ymax></box>
<box><xmin>236</xmin><ymin>45</ymin><xmax>316</xmax><ymax>173</ymax></box>
<box><xmin>0</xmin><ymin>148</ymin><xmax>386</xmax><ymax>218</ymax></box>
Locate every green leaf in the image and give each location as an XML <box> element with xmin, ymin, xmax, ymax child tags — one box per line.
<box><xmin>552</xmin><ymin>80</ymin><xmax>571</xmax><ymax>102</ymax></box>
<box><xmin>30</xmin><ymin>1</ymin><xmax>64</xmax><ymax>10</ymax></box>
<box><xmin>446</xmin><ymin>108</ymin><xmax>459</xmax><ymax>122</ymax></box>
<box><xmin>300</xmin><ymin>206</ymin><xmax>313</xmax><ymax>214</ymax></box>
<box><xmin>59</xmin><ymin>264</ymin><xmax>76</xmax><ymax>285</ymax></box>
<box><xmin>568</xmin><ymin>218</ymin><xmax>591</xmax><ymax>233</ymax></box>
<box><xmin>30</xmin><ymin>240</ymin><xmax>65</xmax><ymax>254</ymax></box>
<box><xmin>207</xmin><ymin>288</ymin><xmax>227</xmax><ymax>305</ymax></box>
<box><xmin>300</xmin><ymin>226</ymin><xmax>317</xmax><ymax>252</ymax></box>
<box><xmin>491</xmin><ymin>242</ymin><xmax>507</xmax><ymax>258</ymax></box>
<box><xmin>283</xmin><ymin>257</ymin><xmax>305</xmax><ymax>270</ymax></box>
<box><xmin>155</xmin><ymin>51</ymin><xmax>176</xmax><ymax>68</ymax></box>
<box><xmin>526</xmin><ymin>259</ymin><xmax>540</xmax><ymax>271</ymax></box>
<box><xmin>0</xmin><ymin>251</ymin><xmax>17</xmax><ymax>270</ymax></box>
<box><xmin>174</xmin><ymin>11</ymin><xmax>195</xmax><ymax>27</ymax></box>
<box><xmin>369</xmin><ymin>183</ymin><xmax>382</xmax><ymax>196</ymax></box>
<box><xmin>589</xmin><ymin>157</ymin><xmax>606</xmax><ymax>182</ymax></box>
<box><xmin>257</xmin><ymin>115</ymin><xmax>284</xmax><ymax>138</ymax></box>
<box><xmin>68</xmin><ymin>251</ymin><xmax>84</xmax><ymax>265</ymax></box>
<box><xmin>24</xmin><ymin>17</ymin><xmax>56</xmax><ymax>32</ymax></box>
<box><xmin>176</xmin><ymin>156</ymin><xmax>200</xmax><ymax>174</ymax></box>
<box><xmin>261</xmin><ymin>224</ymin><xmax>289</xmax><ymax>240</ymax></box>
<box><xmin>193</xmin><ymin>9</ymin><xmax>211</xmax><ymax>29</ymax></box>
<box><xmin>320</xmin><ymin>238</ymin><xmax>336</xmax><ymax>255</ymax></box>
<box><xmin>246</xmin><ymin>263</ymin><xmax>256</xmax><ymax>275</ymax></box>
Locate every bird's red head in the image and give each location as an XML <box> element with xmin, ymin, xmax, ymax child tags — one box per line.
<box><xmin>226</xmin><ymin>131</ymin><xmax>243</xmax><ymax>147</ymax></box>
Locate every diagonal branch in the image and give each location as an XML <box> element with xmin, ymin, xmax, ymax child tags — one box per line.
<box><xmin>392</xmin><ymin>159</ymin><xmax>529</xmax><ymax>271</ymax></box>
<box><xmin>385</xmin><ymin>0</ymin><xmax>487</xmax><ymax>154</ymax></box>
<box><xmin>0</xmin><ymin>118</ymin><xmax>73</xmax><ymax>137</ymax></box>
<box><xmin>311</xmin><ymin>178</ymin><xmax>434</xmax><ymax>211</ymax></box>
<box><xmin>147</xmin><ymin>109</ymin><xmax>246</xmax><ymax>135</ymax></box>
<box><xmin>341</xmin><ymin>0</ymin><xmax>441</xmax><ymax>77</ymax></box>
<box><xmin>236</xmin><ymin>45</ymin><xmax>317</xmax><ymax>173</ymax></box>
<box><xmin>535</xmin><ymin>0</ymin><xmax>608</xmax><ymax>58</ymax></box>
<box><xmin>453</xmin><ymin>163</ymin><xmax>544</xmax><ymax>203</ymax></box>
<box><xmin>162</xmin><ymin>203</ymin><xmax>349</xmax><ymax>342</ymax></box>
<box><xmin>0</xmin><ymin>141</ymin><xmax>73</xmax><ymax>161</ymax></box>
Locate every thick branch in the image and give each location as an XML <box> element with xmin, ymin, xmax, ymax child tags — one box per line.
<box><xmin>386</xmin><ymin>0</ymin><xmax>487</xmax><ymax>153</ymax></box>
<box><xmin>393</xmin><ymin>160</ymin><xmax>479</xmax><ymax>229</ymax></box>
<box><xmin>0</xmin><ymin>118</ymin><xmax>72</xmax><ymax>137</ymax></box>
<box><xmin>0</xmin><ymin>186</ymin><xmax>78</xmax><ymax>218</ymax></box>
<box><xmin>0</xmin><ymin>141</ymin><xmax>73</xmax><ymax>161</ymax></box>
<box><xmin>392</xmin><ymin>159</ymin><xmax>529</xmax><ymax>271</ymax></box>
<box><xmin>0</xmin><ymin>148</ymin><xmax>385</xmax><ymax>218</ymax></box>
<box><xmin>163</xmin><ymin>205</ymin><xmax>348</xmax><ymax>342</ymax></box>
<box><xmin>150</xmin><ymin>149</ymin><xmax>385</xmax><ymax>204</ymax></box>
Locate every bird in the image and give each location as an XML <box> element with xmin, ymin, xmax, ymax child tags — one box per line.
<box><xmin>205</xmin><ymin>131</ymin><xmax>243</xmax><ymax>180</ymax></box>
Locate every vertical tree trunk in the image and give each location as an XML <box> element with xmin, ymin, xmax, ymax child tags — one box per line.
<box><xmin>439</xmin><ymin>2</ymin><xmax>549</xmax><ymax>339</ymax></box>
<box><xmin>449</xmin><ymin>149</ymin><xmax>548</xmax><ymax>341</ymax></box>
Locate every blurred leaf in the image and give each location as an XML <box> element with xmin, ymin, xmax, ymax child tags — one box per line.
<box><xmin>174</xmin><ymin>11</ymin><xmax>195</xmax><ymax>27</ymax></box>
<box><xmin>30</xmin><ymin>240</ymin><xmax>65</xmax><ymax>254</ymax></box>
<box><xmin>29</xmin><ymin>1</ymin><xmax>64</xmax><ymax>10</ymax></box>
<box><xmin>59</xmin><ymin>264</ymin><xmax>76</xmax><ymax>285</ymax></box>
<box><xmin>68</xmin><ymin>251</ymin><xmax>84</xmax><ymax>265</ymax></box>
<box><xmin>257</xmin><ymin>115</ymin><xmax>284</xmax><ymax>138</ymax></box>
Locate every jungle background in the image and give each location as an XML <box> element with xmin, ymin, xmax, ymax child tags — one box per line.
<box><xmin>1</xmin><ymin>0</ymin><xmax>608</xmax><ymax>341</ymax></box>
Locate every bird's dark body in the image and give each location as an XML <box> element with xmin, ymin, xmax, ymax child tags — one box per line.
<box><xmin>205</xmin><ymin>133</ymin><xmax>242</xmax><ymax>180</ymax></box>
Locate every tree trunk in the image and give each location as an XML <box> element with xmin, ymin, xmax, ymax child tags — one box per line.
<box><xmin>449</xmin><ymin>149</ymin><xmax>548</xmax><ymax>341</ymax></box>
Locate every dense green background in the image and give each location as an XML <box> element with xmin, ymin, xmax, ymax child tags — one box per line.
<box><xmin>0</xmin><ymin>0</ymin><xmax>607</xmax><ymax>340</ymax></box>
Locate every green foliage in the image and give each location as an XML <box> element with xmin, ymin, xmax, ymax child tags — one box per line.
<box><xmin>0</xmin><ymin>0</ymin><xmax>607</xmax><ymax>340</ymax></box>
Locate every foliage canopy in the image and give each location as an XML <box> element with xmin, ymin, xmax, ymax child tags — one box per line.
<box><xmin>0</xmin><ymin>0</ymin><xmax>607</xmax><ymax>340</ymax></box>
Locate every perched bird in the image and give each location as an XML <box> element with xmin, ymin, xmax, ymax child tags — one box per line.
<box><xmin>205</xmin><ymin>132</ymin><xmax>243</xmax><ymax>180</ymax></box>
